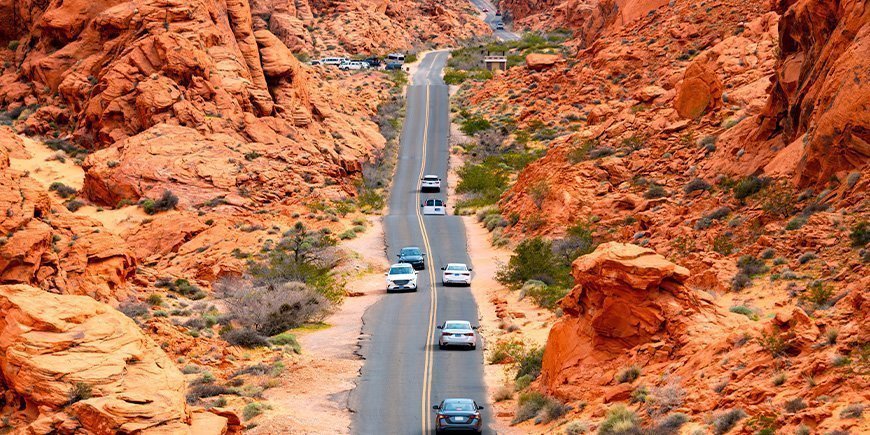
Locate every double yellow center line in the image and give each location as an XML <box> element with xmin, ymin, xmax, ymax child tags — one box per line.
<box><xmin>415</xmin><ymin>77</ymin><xmax>439</xmax><ymax>435</ymax></box>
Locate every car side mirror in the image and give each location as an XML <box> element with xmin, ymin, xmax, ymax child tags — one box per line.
<box><xmin>414</xmin><ymin>271</ymin><xmax>418</xmax><ymax>275</ymax></box>
<box><xmin>422</xmin><ymin>253</ymin><xmax>427</xmax><ymax>256</ymax></box>
<box><xmin>468</xmin><ymin>268</ymin><xmax>473</xmax><ymax>271</ymax></box>
<box><xmin>440</xmin><ymin>267</ymin><xmax>445</xmax><ymax>270</ymax></box>
<box><xmin>420</xmin><ymin>203</ymin><xmax>424</xmax><ymax>207</ymax></box>
<box><xmin>437</xmin><ymin>325</ymin><xmax>443</xmax><ymax>329</ymax></box>
<box><xmin>432</xmin><ymin>405</ymin><xmax>440</xmax><ymax>410</ymax></box>
<box><xmin>477</xmin><ymin>405</ymin><xmax>484</xmax><ymax>410</ymax></box>
<box><xmin>473</xmin><ymin>326</ymin><xmax>479</xmax><ymax>330</ymax></box>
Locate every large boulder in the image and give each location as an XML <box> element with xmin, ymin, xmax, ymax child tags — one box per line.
<box><xmin>0</xmin><ymin>284</ymin><xmax>239</xmax><ymax>434</ymax></box>
<box><xmin>674</xmin><ymin>57</ymin><xmax>723</xmax><ymax>118</ymax></box>
<box><xmin>539</xmin><ymin>243</ymin><xmax>717</xmax><ymax>398</ymax></box>
<box><xmin>526</xmin><ymin>53</ymin><xmax>563</xmax><ymax>71</ymax></box>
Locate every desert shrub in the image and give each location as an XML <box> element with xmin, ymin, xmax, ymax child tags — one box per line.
<box><xmin>616</xmin><ymin>365</ymin><xmax>641</xmax><ymax>383</ymax></box>
<box><xmin>493</xmin><ymin>385</ymin><xmax>513</xmax><ymax>402</ymax></box>
<box><xmin>243</xmin><ymin>402</ymin><xmax>266</xmax><ymax>421</ymax></box>
<box><xmin>567</xmin><ymin>139</ymin><xmax>595</xmax><ymax>163</ymax></box>
<box><xmin>798</xmin><ymin>251</ymin><xmax>817</xmax><ymax>264</ymax></box>
<box><xmin>157</xmin><ymin>278</ymin><xmax>206</xmax><ymax>300</ymax></box>
<box><xmin>802</xmin><ymin>281</ymin><xmax>834</xmax><ymax>308</ymax></box>
<box><xmin>140</xmin><ymin>190</ymin><xmax>178</xmax><ymax>214</ymax></box>
<box><xmin>630</xmin><ymin>386</ymin><xmax>648</xmax><ymax>403</ymax></box>
<box><xmin>784</xmin><ymin>398</ymin><xmax>807</xmax><ymax>413</ymax></box>
<box><xmin>515</xmin><ymin>347</ymin><xmax>545</xmax><ymax>381</ymax></box>
<box><xmin>221</xmin><ymin>327</ymin><xmax>270</xmax><ymax>348</ymax></box>
<box><xmin>146</xmin><ymin>294</ymin><xmax>163</xmax><ymax>306</ymax></box>
<box><xmin>565</xmin><ymin>421</ymin><xmax>590</xmax><ymax>435</ymax></box>
<box><xmin>737</xmin><ymin>255</ymin><xmax>768</xmax><ymax>276</ymax></box>
<box><xmin>217</xmin><ymin>279</ymin><xmax>329</xmax><ymax>337</ymax></box>
<box><xmin>589</xmin><ymin>146</ymin><xmax>616</xmax><ymax>159</ymax></box>
<box><xmin>840</xmin><ymin>403</ymin><xmax>864</xmax><ymax>419</ymax></box>
<box><xmin>729</xmin><ymin>306</ymin><xmax>758</xmax><ymax>320</ymax></box>
<box><xmin>519</xmin><ymin>280</ymin><xmax>567</xmax><ymax>310</ymax></box>
<box><xmin>488</xmin><ymin>339</ymin><xmax>525</xmax><ymax>364</ymax></box>
<box><xmin>598</xmin><ymin>405</ymin><xmax>639</xmax><ymax>435</ymax></box>
<box><xmin>650</xmin><ymin>413</ymin><xmax>688</xmax><ymax>435</ymax></box>
<box><xmin>65</xmin><ymin>199</ymin><xmax>85</xmax><ymax>212</ymax></box>
<box><xmin>514</xmin><ymin>374</ymin><xmax>533</xmax><ymax>391</ymax></box>
<box><xmin>49</xmin><ymin>182</ymin><xmax>78</xmax><ymax>198</ymax></box>
<box><xmin>540</xmin><ymin>398</ymin><xmax>570</xmax><ymax>423</ymax></box>
<box><xmin>186</xmin><ymin>384</ymin><xmax>234</xmax><ymax>403</ymax></box>
<box><xmin>760</xmin><ymin>248</ymin><xmax>775</xmax><ymax>259</ymax></box>
<box><xmin>512</xmin><ymin>391</ymin><xmax>548</xmax><ymax>424</ymax></box>
<box><xmin>731</xmin><ymin>273</ymin><xmax>751</xmax><ymax>291</ymax></box>
<box><xmin>795</xmin><ymin>425</ymin><xmax>811</xmax><ymax>435</ymax></box>
<box><xmin>460</xmin><ymin>115</ymin><xmax>492</xmax><ymax>136</ymax></box>
<box><xmin>181</xmin><ymin>365</ymin><xmax>202</xmax><ymax>374</ymax></box>
<box><xmin>644</xmin><ymin>184</ymin><xmax>668</xmax><ymax>199</ymax></box>
<box><xmin>824</xmin><ymin>328</ymin><xmax>838</xmax><ymax>345</ymax></box>
<box><xmin>733</xmin><ymin>176</ymin><xmax>768</xmax><ymax>200</ymax></box>
<box><xmin>760</xmin><ymin>182</ymin><xmax>797</xmax><ymax>218</ymax></box>
<box><xmin>497</xmin><ymin>238</ymin><xmax>567</xmax><ymax>288</ymax></box>
<box><xmin>851</xmin><ymin>221</ymin><xmax>870</xmax><ymax>247</ymax></box>
<box><xmin>269</xmin><ymin>332</ymin><xmax>301</xmax><ymax>354</ymax></box>
<box><xmin>119</xmin><ymin>300</ymin><xmax>149</xmax><ymax>318</ymax></box>
<box><xmin>684</xmin><ymin>178</ymin><xmax>711</xmax><ymax>194</ymax></box>
<box><xmin>711</xmin><ymin>409</ymin><xmax>746</xmax><ymax>435</ymax></box>
<box><xmin>67</xmin><ymin>382</ymin><xmax>92</xmax><ymax>405</ymax></box>
<box><xmin>713</xmin><ymin>234</ymin><xmax>734</xmax><ymax>255</ymax></box>
<box><xmin>772</xmin><ymin>372</ymin><xmax>786</xmax><ymax>386</ymax></box>
<box><xmin>758</xmin><ymin>328</ymin><xmax>788</xmax><ymax>357</ymax></box>
<box><xmin>529</xmin><ymin>180</ymin><xmax>550</xmax><ymax>209</ymax></box>
<box><xmin>648</xmin><ymin>380</ymin><xmax>685</xmax><ymax>416</ymax></box>
<box><xmin>786</xmin><ymin>216</ymin><xmax>808</xmax><ymax>231</ymax></box>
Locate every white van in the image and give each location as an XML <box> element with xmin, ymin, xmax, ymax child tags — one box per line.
<box><xmin>321</xmin><ymin>57</ymin><xmax>348</xmax><ymax>66</ymax></box>
<box><xmin>387</xmin><ymin>53</ymin><xmax>406</xmax><ymax>63</ymax></box>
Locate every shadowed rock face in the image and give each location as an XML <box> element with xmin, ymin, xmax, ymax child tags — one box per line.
<box><xmin>0</xmin><ymin>284</ymin><xmax>240</xmax><ymax>434</ymax></box>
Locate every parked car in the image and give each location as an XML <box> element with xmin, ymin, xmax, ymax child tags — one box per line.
<box><xmin>321</xmin><ymin>57</ymin><xmax>348</xmax><ymax>66</ymax></box>
<box><xmin>433</xmin><ymin>398</ymin><xmax>484</xmax><ymax>434</ymax></box>
<box><xmin>421</xmin><ymin>175</ymin><xmax>441</xmax><ymax>192</ymax></box>
<box><xmin>495</xmin><ymin>11</ymin><xmax>502</xmax><ymax>16</ymax></box>
<box><xmin>495</xmin><ymin>22</ymin><xmax>505</xmax><ymax>30</ymax></box>
<box><xmin>437</xmin><ymin>320</ymin><xmax>478</xmax><ymax>349</ymax></box>
<box><xmin>421</xmin><ymin>198</ymin><xmax>446</xmax><ymax>215</ymax></box>
<box><xmin>339</xmin><ymin>61</ymin><xmax>365</xmax><ymax>71</ymax></box>
<box><xmin>385</xmin><ymin>62</ymin><xmax>403</xmax><ymax>71</ymax></box>
<box><xmin>386</xmin><ymin>52</ymin><xmax>406</xmax><ymax>63</ymax></box>
<box><xmin>397</xmin><ymin>246</ymin><xmax>426</xmax><ymax>270</ymax></box>
<box><xmin>309</xmin><ymin>59</ymin><xmax>322</xmax><ymax>66</ymax></box>
<box><xmin>363</xmin><ymin>57</ymin><xmax>382</xmax><ymax>68</ymax></box>
<box><xmin>386</xmin><ymin>263</ymin><xmax>418</xmax><ymax>292</ymax></box>
<box><xmin>441</xmin><ymin>263</ymin><xmax>472</xmax><ymax>286</ymax></box>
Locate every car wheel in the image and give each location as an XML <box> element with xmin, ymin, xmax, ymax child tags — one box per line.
<box><xmin>439</xmin><ymin>343</ymin><xmax>446</xmax><ymax>350</ymax></box>
<box><xmin>471</xmin><ymin>344</ymin><xmax>477</xmax><ymax>350</ymax></box>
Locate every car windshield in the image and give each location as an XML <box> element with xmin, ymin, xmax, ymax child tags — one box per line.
<box><xmin>426</xmin><ymin>199</ymin><xmax>443</xmax><ymax>206</ymax></box>
<box><xmin>424</xmin><ymin>176</ymin><xmax>439</xmax><ymax>180</ymax></box>
<box><xmin>389</xmin><ymin>266</ymin><xmax>413</xmax><ymax>275</ymax></box>
<box><xmin>442</xmin><ymin>399</ymin><xmax>475</xmax><ymax>411</ymax></box>
<box><xmin>443</xmin><ymin>322</ymin><xmax>470</xmax><ymax>330</ymax></box>
<box><xmin>446</xmin><ymin>264</ymin><xmax>466</xmax><ymax>271</ymax></box>
<box><xmin>401</xmin><ymin>248</ymin><xmax>421</xmax><ymax>256</ymax></box>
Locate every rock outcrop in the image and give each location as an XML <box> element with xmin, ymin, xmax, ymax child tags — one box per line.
<box><xmin>0</xmin><ymin>142</ymin><xmax>135</xmax><ymax>302</ymax></box>
<box><xmin>0</xmin><ymin>284</ymin><xmax>239</xmax><ymax>434</ymax></box>
<box><xmin>540</xmin><ymin>243</ymin><xmax>720</xmax><ymax>398</ymax></box>
<box><xmin>525</xmin><ymin>53</ymin><xmax>563</xmax><ymax>71</ymax></box>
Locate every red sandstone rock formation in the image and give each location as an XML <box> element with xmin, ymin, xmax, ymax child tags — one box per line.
<box><xmin>0</xmin><ymin>284</ymin><xmax>240</xmax><ymax>434</ymax></box>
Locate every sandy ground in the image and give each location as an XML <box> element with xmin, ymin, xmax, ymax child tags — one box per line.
<box><xmin>9</xmin><ymin>135</ymin><xmax>84</xmax><ymax>189</ymax></box>
<box><xmin>250</xmin><ymin>214</ymin><xmax>388</xmax><ymax>434</ymax></box>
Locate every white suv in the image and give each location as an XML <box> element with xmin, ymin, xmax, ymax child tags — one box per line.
<box><xmin>386</xmin><ymin>263</ymin><xmax>418</xmax><ymax>292</ymax></box>
<box><xmin>421</xmin><ymin>175</ymin><xmax>441</xmax><ymax>192</ymax></box>
<box><xmin>421</xmin><ymin>198</ymin><xmax>446</xmax><ymax>215</ymax></box>
<box><xmin>441</xmin><ymin>263</ymin><xmax>472</xmax><ymax>286</ymax></box>
<box><xmin>339</xmin><ymin>61</ymin><xmax>365</xmax><ymax>71</ymax></box>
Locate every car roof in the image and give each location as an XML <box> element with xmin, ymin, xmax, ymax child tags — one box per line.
<box><xmin>401</xmin><ymin>246</ymin><xmax>421</xmax><ymax>250</ymax></box>
<box><xmin>441</xmin><ymin>398</ymin><xmax>475</xmax><ymax>404</ymax></box>
<box><xmin>446</xmin><ymin>263</ymin><xmax>467</xmax><ymax>267</ymax></box>
<box><xmin>390</xmin><ymin>263</ymin><xmax>414</xmax><ymax>268</ymax></box>
<box><xmin>443</xmin><ymin>320</ymin><xmax>472</xmax><ymax>327</ymax></box>
<box><xmin>423</xmin><ymin>175</ymin><xmax>439</xmax><ymax>179</ymax></box>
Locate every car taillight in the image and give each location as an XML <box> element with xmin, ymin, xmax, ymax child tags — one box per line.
<box><xmin>442</xmin><ymin>332</ymin><xmax>451</xmax><ymax>336</ymax></box>
<box><xmin>464</xmin><ymin>333</ymin><xmax>474</xmax><ymax>336</ymax></box>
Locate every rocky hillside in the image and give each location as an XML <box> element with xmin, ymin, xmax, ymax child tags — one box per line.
<box><xmin>458</xmin><ymin>0</ymin><xmax>868</xmax><ymax>432</ymax></box>
<box><xmin>252</xmin><ymin>0</ymin><xmax>488</xmax><ymax>55</ymax></box>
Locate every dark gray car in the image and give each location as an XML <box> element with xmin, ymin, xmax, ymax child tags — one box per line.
<box><xmin>397</xmin><ymin>246</ymin><xmax>425</xmax><ymax>270</ymax></box>
<box><xmin>433</xmin><ymin>398</ymin><xmax>484</xmax><ymax>433</ymax></box>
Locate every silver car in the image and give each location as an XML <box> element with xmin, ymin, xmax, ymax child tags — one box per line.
<box><xmin>438</xmin><ymin>320</ymin><xmax>478</xmax><ymax>350</ymax></box>
<box><xmin>386</xmin><ymin>263</ymin><xmax>418</xmax><ymax>292</ymax></box>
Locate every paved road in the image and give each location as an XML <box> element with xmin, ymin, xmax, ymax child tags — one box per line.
<box><xmin>350</xmin><ymin>52</ymin><xmax>491</xmax><ymax>434</ymax></box>
<box><xmin>468</xmin><ymin>0</ymin><xmax>521</xmax><ymax>41</ymax></box>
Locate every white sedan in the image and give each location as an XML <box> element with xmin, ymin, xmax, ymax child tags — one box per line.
<box><xmin>441</xmin><ymin>263</ymin><xmax>472</xmax><ymax>286</ymax></box>
<box><xmin>422</xmin><ymin>198</ymin><xmax>446</xmax><ymax>215</ymax></box>
<box><xmin>421</xmin><ymin>175</ymin><xmax>441</xmax><ymax>192</ymax></box>
<box><xmin>438</xmin><ymin>320</ymin><xmax>478</xmax><ymax>350</ymax></box>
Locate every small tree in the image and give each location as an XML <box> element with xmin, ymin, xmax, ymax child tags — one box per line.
<box><xmin>216</xmin><ymin>278</ymin><xmax>330</xmax><ymax>337</ymax></box>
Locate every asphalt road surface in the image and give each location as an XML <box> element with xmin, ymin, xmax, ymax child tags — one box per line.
<box><xmin>349</xmin><ymin>52</ymin><xmax>492</xmax><ymax>434</ymax></box>
<box><xmin>468</xmin><ymin>0</ymin><xmax>521</xmax><ymax>41</ymax></box>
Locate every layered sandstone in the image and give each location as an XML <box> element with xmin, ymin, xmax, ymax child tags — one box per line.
<box><xmin>0</xmin><ymin>284</ymin><xmax>239</xmax><ymax>434</ymax></box>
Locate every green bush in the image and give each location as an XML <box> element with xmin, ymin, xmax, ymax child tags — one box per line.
<box><xmin>140</xmin><ymin>190</ymin><xmax>178</xmax><ymax>215</ymax></box>
<box><xmin>243</xmin><ymin>402</ymin><xmax>266</xmax><ymax>421</ymax></box>
<box><xmin>222</xmin><ymin>328</ymin><xmax>269</xmax><ymax>348</ymax></box>
<box><xmin>733</xmin><ymin>176</ymin><xmax>768</xmax><ymax>200</ymax></box>
<box><xmin>520</xmin><ymin>280</ymin><xmax>567</xmax><ymax>310</ymax></box>
<box><xmin>711</xmin><ymin>409</ymin><xmax>746</xmax><ymax>435</ymax></box>
<box><xmin>67</xmin><ymin>382</ymin><xmax>93</xmax><ymax>405</ymax></box>
<box><xmin>460</xmin><ymin>115</ymin><xmax>492</xmax><ymax>136</ymax></box>
<box><xmin>729</xmin><ymin>306</ymin><xmax>758</xmax><ymax>320</ymax></box>
<box><xmin>512</xmin><ymin>392</ymin><xmax>565</xmax><ymax>424</ymax></box>
<box><xmin>644</xmin><ymin>184</ymin><xmax>668</xmax><ymax>199</ymax></box>
<box><xmin>49</xmin><ymin>182</ymin><xmax>78</xmax><ymax>198</ymax></box>
<box><xmin>598</xmin><ymin>405</ymin><xmax>639</xmax><ymax>435</ymax></box>
<box><xmin>497</xmin><ymin>238</ymin><xmax>564</xmax><ymax>288</ymax></box>
<box><xmin>146</xmin><ymin>294</ymin><xmax>163</xmax><ymax>306</ymax></box>
<box><xmin>851</xmin><ymin>221</ymin><xmax>869</xmax><ymax>247</ymax></box>
<box><xmin>515</xmin><ymin>347</ymin><xmax>544</xmax><ymax>380</ymax></box>
<box><xmin>802</xmin><ymin>281</ymin><xmax>834</xmax><ymax>308</ymax></box>
<box><xmin>269</xmin><ymin>332</ymin><xmax>301</xmax><ymax>353</ymax></box>
<box><xmin>616</xmin><ymin>365</ymin><xmax>641</xmax><ymax>383</ymax></box>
